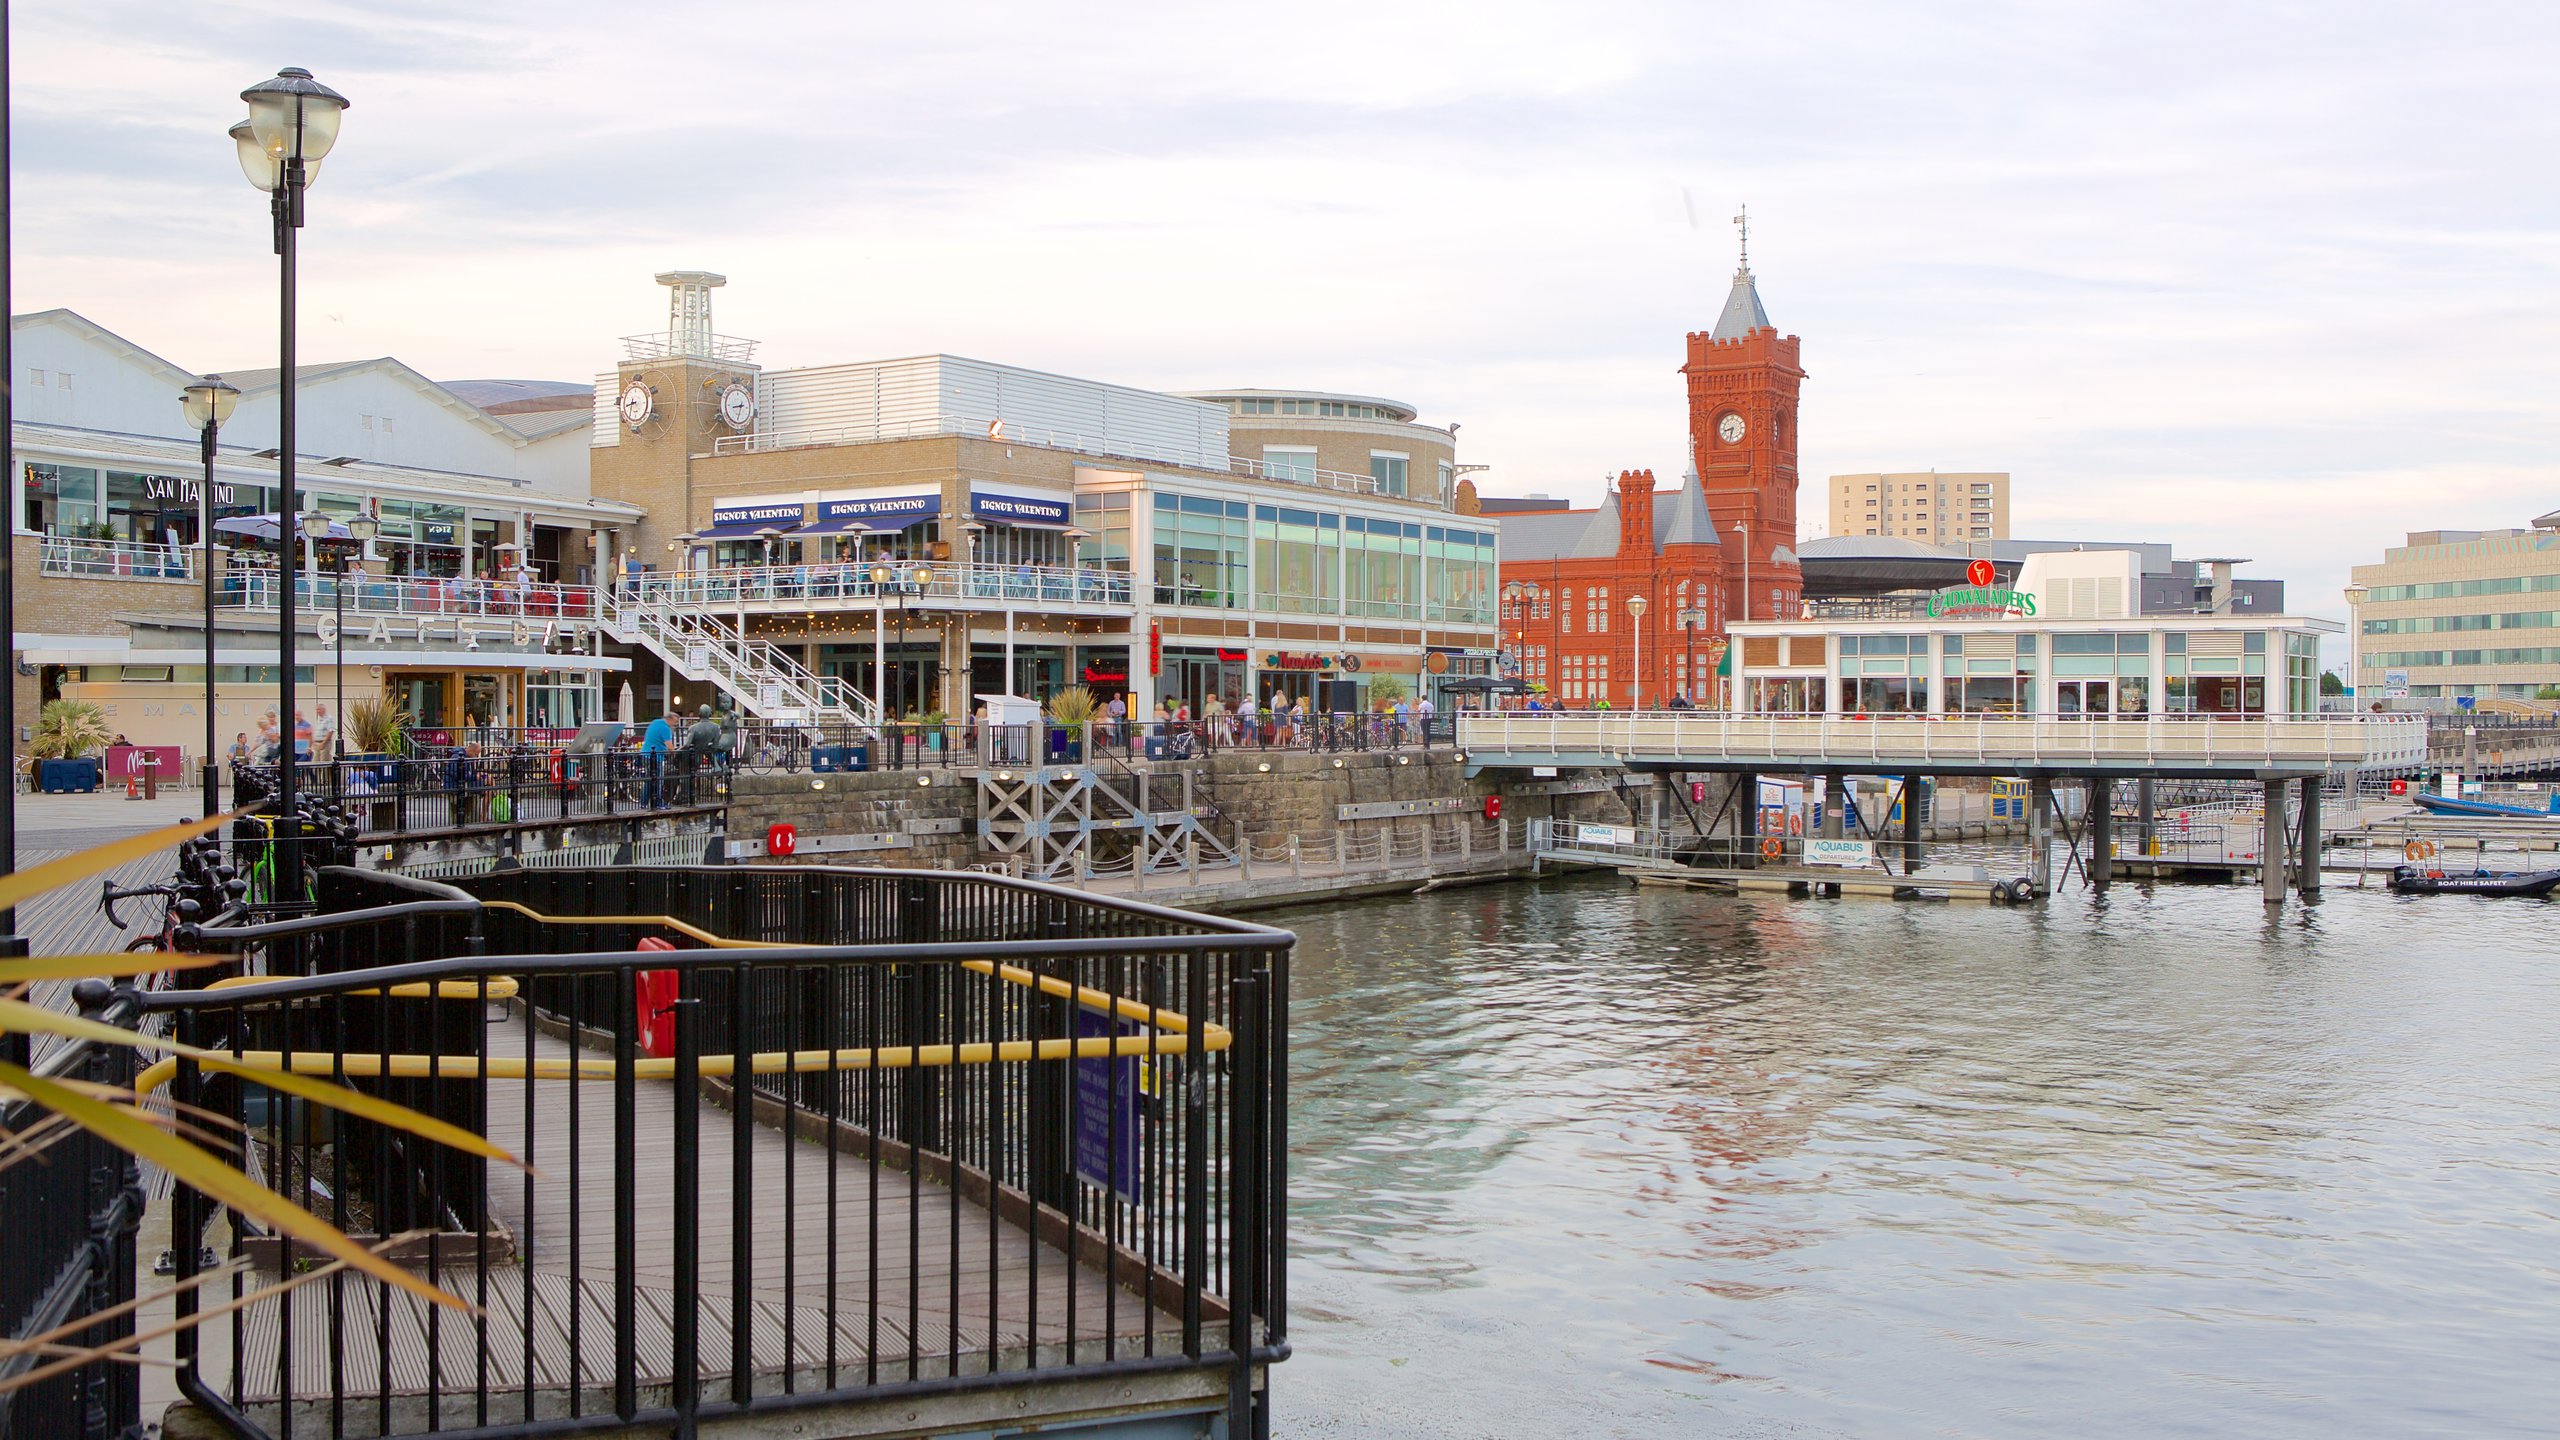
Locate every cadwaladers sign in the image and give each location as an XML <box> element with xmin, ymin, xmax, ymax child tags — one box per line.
<box><xmin>1928</xmin><ymin>559</ymin><xmax>2036</xmax><ymax>618</ymax></box>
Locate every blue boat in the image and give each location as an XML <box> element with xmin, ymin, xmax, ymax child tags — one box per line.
<box><xmin>2411</xmin><ymin>790</ymin><xmax>2560</xmax><ymax>820</ymax></box>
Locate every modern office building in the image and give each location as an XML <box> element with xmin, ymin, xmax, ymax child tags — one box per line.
<box><xmin>2348</xmin><ymin>511</ymin><xmax>2560</xmax><ymax>701</ymax></box>
<box><xmin>9</xmin><ymin>308</ymin><xmax>640</xmax><ymax>749</ymax></box>
<box><xmin>591</xmin><ymin>272</ymin><xmax>1498</xmax><ymax>721</ymax></box>
<box><xmin>1829</xmin><ymin>470</ymin><xmax>2009</xmax><ymax>543</ymax></box>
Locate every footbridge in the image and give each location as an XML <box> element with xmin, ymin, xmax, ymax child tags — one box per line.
<box><xmin>1457</xmin><ymin>711</ymin><xmax>2429</xmax><ymax>907</ymax></box>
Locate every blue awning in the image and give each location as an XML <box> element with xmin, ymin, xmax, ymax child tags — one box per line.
<box><xmin>811</xmin><ymin>492</ymin><xmax>939</xmax><ymax>529</ymax></box>
<box><xmin>702</xmin><ymin>501</ymin><xmax>806</xmax><ymax>538</ymax></box>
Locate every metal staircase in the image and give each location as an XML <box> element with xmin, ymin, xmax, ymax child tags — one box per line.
<box><xmin>598</xmin><ymin>589</ymin><xmax>879</xmax><ymax>730</ymax></box>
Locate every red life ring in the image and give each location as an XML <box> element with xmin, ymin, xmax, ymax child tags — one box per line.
<box><xmin>549</xmin><ymin>750</ymin><xmax>565</xmax><ymax>784</ymax></box>
<box><xmin>1761</xmin><ymin>835</ymin><xmax>1783</xmax><ymax>860</ymax></box>
<box><xmin>1788</xmin><ymin>811</ymin><xmax>1805</xmax><ymax>836</ymax></box>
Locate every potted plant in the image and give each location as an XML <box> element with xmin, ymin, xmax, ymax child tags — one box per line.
<box><xmin>31</xmin><ymin>698</ymin><xmax>112</xmax><ymax>793</ymax></box>
<box><xmin>921</xmin><ymin>709</ymin><xmax>948</xmax><ymax>750</ymax></box>
<box><xmin>1045</xmin><ymin>684</ymin><xmax>1097</xmax><ymax>763</ymax></box>
<box><xmin>340</xmin><ymin>693</ymin><xmax>412</xmax><ymax>793</ymax></box>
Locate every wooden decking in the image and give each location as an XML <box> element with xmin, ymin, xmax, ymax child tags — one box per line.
<box><xmin>178</xmin><ymin>1018</ymin><xmax>1180</xmax><ymax>1429</ymax></box>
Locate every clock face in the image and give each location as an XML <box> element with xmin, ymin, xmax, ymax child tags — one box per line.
<box><xmin>1718</xmin><ymin>413</ymin><xmax>1747</xmax><ymax>444</ymax></box>
<box><xmin>619</xmin><ymin>382</ymin><xmax>653</xmax><ymax>429</ymax></box>
<box><xmin>719</xmin><ymin>381</ymin><xmax>758</xmax><ymax>431</ymax></box>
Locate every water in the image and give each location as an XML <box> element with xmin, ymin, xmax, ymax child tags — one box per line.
<box><xmin>1276</xmin><ymin>877</ymin><xmax>2560</xmax><ymax>1438</ymax></box>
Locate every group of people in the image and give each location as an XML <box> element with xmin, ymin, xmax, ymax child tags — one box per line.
<box><xmin>225</xmin><ymin>703</ymin><xmax>337</xmax><ymax>773</ymax></box>
<box><xmin>1088</xmin><ymin>688</ymin><xmax>1438</xmax><ymax>749</ymax></box>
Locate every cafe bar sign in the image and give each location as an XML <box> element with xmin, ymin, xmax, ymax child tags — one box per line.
<box><xmin>1927</xmin><ymin>558</ymin><xmax>2037</xmax><ymax>618</ymax></box>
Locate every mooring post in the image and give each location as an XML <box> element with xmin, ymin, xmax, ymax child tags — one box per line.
<box><xmin>2029</xmin><ymin>776</ymin><xmax>2053</xmax><ymax>895</ymax></box>
<box><xmin>2136</xmin><ymin>776</ymin><xmax>2156</xmax><ymax>856</ymax></box>
<box><xmin>2087</xmin><ymin>778</ymin><xmax>2112</xmax><ymax>890</ymax></box>
<box><xmin>2298</xmin><ymin>779</ymin><xmax>2323</xmax><ymax>897</ymax></box>
<box><xmin>2261</xmin><ymin>778</ymin><xmax>2288</xmax><ymax>906</ymax></box>
<box><xmin>1902</xmin><ymin>776</ymin><xmax>1925</xmax><ymax>871</ymax></box>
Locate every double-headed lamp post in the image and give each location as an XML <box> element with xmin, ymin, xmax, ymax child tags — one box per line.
<box><xmin>233</xmin><ymin>65</ymin><xmax>349</xmax><ymax>909</ymax></box>
<box><xmin>180</xmin><ymin>377</ymin><xmax>243</xmax><ymax>815</ymax></box>
<box><xmin>1626</xmin><ymin>593</ymin><xmax>1649</xmax><ymax>709</ymax></box>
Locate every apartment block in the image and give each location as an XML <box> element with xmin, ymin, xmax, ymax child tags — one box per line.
<box><xmin>1830</xmin><ymin>471</ymin><xmax>2008</xmax><ymax>543</ymax></box>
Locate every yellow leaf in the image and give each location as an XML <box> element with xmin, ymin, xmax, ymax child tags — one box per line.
<box><xmin>0</xmin><ymin>1000</ymin><xmax>522</xmax><ymax>1172</ymax></box>
<box><xmin>195</xmin><ymin>1057</ymin><xmax>528</xmax><ymax>1174</ymax></box>
<box><xmin>0</xmin><ymin>810</ymin><xmax>243</xmax><ymax>915</ymax></box>
<box><xmin>0</xmin><ymin>1061</ymin><xmax>469</xmax><ymax>1314</ymax></box>
<box><xmin>0</xmin><ymin>953</ymin><xmax>222</xmax><ymax>985</ymax></box>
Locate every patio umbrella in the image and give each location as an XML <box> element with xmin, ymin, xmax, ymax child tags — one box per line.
<box><xmin>618</xmin><ymin>680</ymin><xmax>635</xmax><ymax>724</ymax></box>
<box><xmin>215</xmin><ymin>513</ymin><xmax>358</xmax><ymax>545</ymax></box>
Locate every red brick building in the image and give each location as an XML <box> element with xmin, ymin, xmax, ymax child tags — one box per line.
<box><xmin>1493</xmin><ymin>256</ymin><xmax>1805</xmax><ymax>706</ymax></box>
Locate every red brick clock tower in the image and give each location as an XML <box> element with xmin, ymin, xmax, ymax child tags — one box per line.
<box><xmin>1682</xmin><ymin>219</ymin><xmax>1806</xmax><ymax>624</ymax></box>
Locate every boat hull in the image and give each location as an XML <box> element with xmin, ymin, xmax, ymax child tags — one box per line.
<box><xmin>2411</xmin><ymin>792</ymin><xmax>2560</xmax><ymax>820</ymax></box>
<box><xmin>2388</xmin><ymin>864</ymin><xmax>2560</xmax><ymax>897</ymax></box>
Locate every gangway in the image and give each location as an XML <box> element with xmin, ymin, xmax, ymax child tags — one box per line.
<box><xmin>597</xmin><ymin>588</ymin><xmax>879</xmax><ymax>730</ymax></box>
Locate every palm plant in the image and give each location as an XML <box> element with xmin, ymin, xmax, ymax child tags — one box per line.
<box><xmin>29</xmin><ymin>698</ymin><xmax>111</xmax><ymax>759</ymax></box>
<box><xmin>342</xmin><ymin>692</ymin><xmax>413</xmax><ymax>755</ymax></box>
<box><xmin>1044</xmin><ymin>684</ymin><xmax>1099</xmax><ymax>739</ymax></box>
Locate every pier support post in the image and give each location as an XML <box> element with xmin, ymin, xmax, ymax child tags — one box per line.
<box><xmin>1738</xmin><ymin>771</ymin><xmax>1759</xmax><ymax>862</ymax></box>
<box><xmin>2298</xmin><ymin>780</ymin><xmax>2322</xmax><ymax>897</ymax></box>
<box><xmin>2087</xmin><ymin>778</ymin><xmax>2112</xmax><ymax>890</ymax></box>
<box><xmin>2136</xmin><ymin>777</ymin><xmax>2156</xmax><ymax>857</ymax></box>
<box><xmin>1901</xmin><ymin>777</ymin><xmax>1923</xmax><ymax>870</ymax></box>
<box><xmin>1821</xmin><ymin>774</ymin><xmax>1844</xmax><ymax>839</ymax></box>
<box><xmin>2028</xmin><ymin>777</ymin><xmax>2053</xmax><ymax>895</ymax></box>
<box><xmin>2261</xmin><ymin>779</ymin><xmax>2288</xmax><ymax>906</ymax></box>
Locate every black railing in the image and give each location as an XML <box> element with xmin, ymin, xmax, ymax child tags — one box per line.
<box><xmin>134</xmin><ymin>863</ymin><xmax>1287</xmax><ymax>1439</ymax></box>
<box><xmin>729</xmin><ymin>715</ymin><xmax>1457</xmax><ymax>774</ymax></box>
<box><xmin>232</xmin><ymin>752</ymin><xmax>723</xmax><ymax>836</ymax></box>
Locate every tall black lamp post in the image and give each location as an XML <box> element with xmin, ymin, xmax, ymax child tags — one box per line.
<box><xmin>181</xmin><ymin>377</ymin><xmax>243</xmax><ymax>814</ymax></box>
<box><xmin>232</xmin><ymin>66</ymin><xmax>349</xmax><ymax>908</ymax></box>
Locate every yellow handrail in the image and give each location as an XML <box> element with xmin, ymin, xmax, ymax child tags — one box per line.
<box><xmin>134</xmin><ymin>900</ymin><xmax>1227</xmax><ymax>1097</ymax></box>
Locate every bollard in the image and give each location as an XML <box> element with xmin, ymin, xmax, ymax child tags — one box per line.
<box><xmin>1290</xmin><ymin>834</ymin><xmax>1302</xmax><ymax>879</ymax></box>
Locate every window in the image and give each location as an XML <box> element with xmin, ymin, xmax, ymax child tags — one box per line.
<box><xmin>1369</xmin><ymin>452</ymin><xmax>1408</xmax><ymax>497</ymax></box>
<box><xmin>1560</xmin><ymin>589</ymin><xmax>1573</xmax><ymax>634</ymax></box>
<box><xmin>1261</xmin><ymin>446</ymin><xmax>1316</xmax><ymax>484</ymax></box>
<box><xmin>1585</xmin><ymin>586</ymin><xmax>1610</xmax><ymax>633</ymax></box>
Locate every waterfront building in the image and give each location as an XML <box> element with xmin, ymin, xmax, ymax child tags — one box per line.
<box><xmin>8</xmin><ymin>308</ymin><xmax>639</xmax><ymax>751</ymax></box>
<box><xmin>1797</xmin><ymin>535</ymin><xmax>2282</xmax><ymax>616</ymax></box>
<box><xmin>1829</xmin><ymin>470</ymin><xmax>2010</xmax><ymax>542</ymax></box>
<box><xmin>1731</xmin><ymin>548</ymin><xmax>2331</xmax><ymax>715</ymax></box>
<box><xmin>592</xmin><ymin>273</ymin><xmax>1497</xmax><ymax>721</ymax></box>
<box><xmin>2348</xmin><ymin>510</ymin><xmax>2560</xmax><ymax>702</ymax></box>
<box><xmin>1487</xmin><ymin>243</ymin><xmax>1806</xmax><ymax>704</ymax></box>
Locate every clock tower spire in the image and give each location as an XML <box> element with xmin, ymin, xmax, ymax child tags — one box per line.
<box><xmin>1683</xmin><ymin>212</ymin><xmax>1805</xmax><ymax>625</ymax></box>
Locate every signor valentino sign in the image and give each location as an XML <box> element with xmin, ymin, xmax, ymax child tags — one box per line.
<box><xmin>1928</xmin><ymin>558</ymin><xmax>2036</xmax><ymax>618</ymax></box>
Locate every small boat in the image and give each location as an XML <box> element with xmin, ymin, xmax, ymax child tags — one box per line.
<box><xmin>2412</xmin><ymin>791</ymin><xmax>2560</xmax><ymax>820</ymax></box>
<box><xmin>2388</xmin><ymin>864</ymin><xmax>2560</xmax><ymax>898</ymax></box>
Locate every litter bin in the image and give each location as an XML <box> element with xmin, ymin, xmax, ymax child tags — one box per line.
<box><xmin>812</xmin><ymin>744</ymin><xmax>869</xmax><ymax>773</ymax></box>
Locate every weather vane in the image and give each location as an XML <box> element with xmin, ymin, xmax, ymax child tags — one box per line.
<box><xmin>1734</xmin><ymin>203</ymin><xmax>1749</xmax><ymax>270</ymax></box>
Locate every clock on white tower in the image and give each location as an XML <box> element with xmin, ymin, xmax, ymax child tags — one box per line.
<box><xmin>1717</xmin><ymin>413</ymin><xmax>1746</xmax><ymax>444</ymax></box>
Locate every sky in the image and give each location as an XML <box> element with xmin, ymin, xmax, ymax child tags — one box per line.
<box><xmin>13</xmin><ymin>1</ymin><xmax>2559</xmax><ymax>657</ymax></box>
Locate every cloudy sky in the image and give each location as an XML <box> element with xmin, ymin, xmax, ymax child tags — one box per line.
<box><xmin>15</xmin><ymin>1</ymin><xmax>2558</xmax><ymax>648</ymax></box>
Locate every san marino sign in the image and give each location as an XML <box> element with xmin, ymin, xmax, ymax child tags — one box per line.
<box><xmin>1927</xmin><ymin>558</ymin><xmax>2037</xmax><ymax>619</ymax></box>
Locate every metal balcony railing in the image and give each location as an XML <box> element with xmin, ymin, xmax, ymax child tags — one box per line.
<box><xmin>37</xmin><ymin>535</ymin><xmax>196</xmax><ymax>581</ymax></box>
<box><xmin>632</xmin><ymin>560</ymin><xmax>1134</xmax><ymax>612</ymax></box>
<box><xmin>216</xmin><ymin>572</ymin><xmax>601</xmax><ymax>619</ymax></box>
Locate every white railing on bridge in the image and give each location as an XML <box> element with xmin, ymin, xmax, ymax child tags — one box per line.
<box><xmin>38</xmin><ymin>536</ymin><xmax>196</xmax><ymax>582</ymax></box>
<box><xmin>1460</xmin><ymin>710</ymin><xmax>2430</xmax><ymax>774</ymax></box>
<box><xmin>595</xmin><ymin>588</ymin><xmax>879</xmax><ymax>731</ymax></box>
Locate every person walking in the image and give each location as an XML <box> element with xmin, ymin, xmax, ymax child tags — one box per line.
<box><xmin>641</xmin><ymin>707</ymin><xmax>674</xmax><ymax>808</ymax></box>
<box><xmin>683</xmin><ymin>704</ymin><xmax>724</xmax><ymax>803</ymax></box>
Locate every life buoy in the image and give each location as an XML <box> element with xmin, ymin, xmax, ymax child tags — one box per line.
<box><xmin>2403</xmin><ymin>838</ymin><xmax>2436</xmax><ymax>863</ymax></box>
<box><xmin>1788</xmin><ymin>811</ymin><xmax>1805</xmax><ymax>836</ymax></box>
<box><xmin>1761</xmin><ymin>835</ymin><xmax>1783</xmax><ymax>861</ymax></box>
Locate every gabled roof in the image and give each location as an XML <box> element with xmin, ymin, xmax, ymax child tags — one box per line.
<box><xmin>1568</xmin><ymin>495</ymin><xmax>1624</xmax><ymax>559</ymax></box>
<box><xmin>494</xmin><ymin>408</ymin><xmax>593</xmax><ymax>442</ymax></box>
<box><xmin>1711</xmin><ymin>266</ymin><xmax>1771</xmax><ymax>341</ymax></box>
<box><xmin>11</xmin><ymin>309</ymin><xmax>200</xmax><ymax>388</ymax></box>
<box><xmin>224</xmin><ymin>356</ymin><xmax>547</xmax><ymax>450</ymax></box>
<box><xmin>1498</xmin><ymin>471</ymin><xmax>1724</xmax><ymax>563</ymax></box>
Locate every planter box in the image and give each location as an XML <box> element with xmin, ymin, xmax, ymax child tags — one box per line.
<box><xmin>40</xmin><ymin>758</ymin><xmax>101</xmax><ymax>793</ymax></box>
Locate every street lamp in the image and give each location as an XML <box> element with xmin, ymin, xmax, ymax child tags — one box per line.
<box><xmin>1677</xmin><ymin>605</ymin><xmax>1708</xmax><ymax>708</ymax></box>
<box><xmin>870</xmin><ymin>561</ymin><xmax>936</xmax><ymax>715</ymax></box>
<box><xmin>233</xmin><ymin>64</ymin><xmax>350</xmax><ymax>910</ymax></box>
<box><xmin>2341</xmin><ymin>583</ymin><xmax>2368</xmax><ymax>710</ymax></box>
<box><xmin>1732</xmin><ymin>519</ymin><xmax>1752</xmax><ymax>624</ymax></box>
<box><xmin>181</xmin><ymin>376</ymin><xmax>243</xmax><ymax>814</ymax></box>
<box><xmin>1626</xmin><ymin>593</ymin><xmax>1649</xmax><ymax>709</ymax></box>
<box><xmin>332</xmin><ymin>511</ymin><xmax>378</xmax><ymax>757</ymax></box>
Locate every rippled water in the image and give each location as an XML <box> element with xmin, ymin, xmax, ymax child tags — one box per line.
<box><xmin>1276</xmin><ymin>877</ymin><xmax>2560</xmax><ymax>1438</ymax></box>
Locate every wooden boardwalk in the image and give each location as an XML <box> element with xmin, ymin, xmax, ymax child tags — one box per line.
<box><xmin>179</xmin><ymin>1018</ymin><xmax>1177</xmax><ymax>1424</ymax></box>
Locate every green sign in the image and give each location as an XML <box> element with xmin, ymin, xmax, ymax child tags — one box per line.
<box><xmin>1927</xmin><ymin>585</ymin><xmax>2037</xmax><ymax>618</ymax></box>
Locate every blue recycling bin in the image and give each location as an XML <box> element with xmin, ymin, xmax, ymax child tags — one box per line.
<box><xmin>40</xmin><ymin>757</ymin><xmax>101</xmax><ymax>793</ymax></box>
<box><xmin>812</xmin><ymin>744</ymin><xmax>868</xmax><ymax>773</ymax></box>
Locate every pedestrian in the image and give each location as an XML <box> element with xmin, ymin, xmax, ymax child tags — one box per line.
<box><xmin>312</xmin><ymin>702</ymin><xmax>337</xmax><ymax>760</ymax></box>
<box><xmin>683</xmin><ymin>704</ymin><xmax>724</xmax><ymax>803</ymax></box>
<box><xmin>641</xmin><ymin>707</ymin><xmax>674</xmax><ymax>807</ymax></box>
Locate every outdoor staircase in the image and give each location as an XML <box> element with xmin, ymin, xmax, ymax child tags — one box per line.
<box><xmin>597</xmin><ymin>589</ymin><xmax>879</xmax><ymax>730</ymax></box>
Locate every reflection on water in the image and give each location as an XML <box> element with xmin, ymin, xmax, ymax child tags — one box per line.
<box><xmin>1280</xmin><ymin>878</ymin><xmax>2560</xmax><ymax>1438</ymax></box>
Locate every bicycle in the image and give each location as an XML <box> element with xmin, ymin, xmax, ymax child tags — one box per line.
<box><xmin>101</xmin><ymin>878</ymin><xmax>196</xmax><ymax>955</ymax></box>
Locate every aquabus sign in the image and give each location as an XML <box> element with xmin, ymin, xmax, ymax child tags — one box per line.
<box><xmin>1929</xmin><ymin>558</ymin><xmax>2036</xmax><ymax>618</ymax></box>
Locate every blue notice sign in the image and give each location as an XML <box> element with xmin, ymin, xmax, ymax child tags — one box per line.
<box><xmin>970</xmin><ymin>487</ymin><xmax>1071</xmax><ymax>526</ymax></box>
<box><xmin>1073</xmin><ymin>1009</ymin><xmax>1141</xmax><ymax>1200</ymax></box>
<box><xmin>820</xmin><ymin>492</ymin><xmax>939</xmax><ymax>524</ymax></box>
